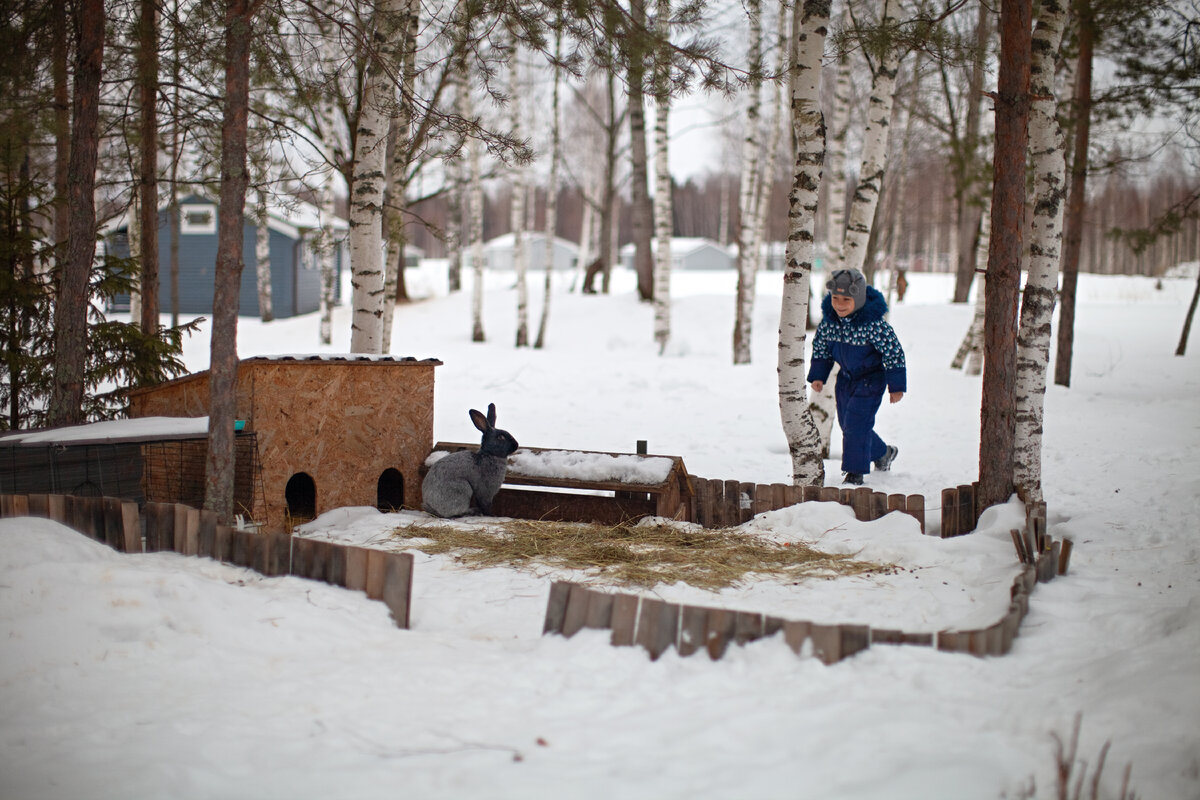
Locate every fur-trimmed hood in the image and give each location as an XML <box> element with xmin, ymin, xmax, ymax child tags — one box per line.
<box><xmin>822</xmin><ymin>285</ymin><xmax>889</xmax><ymax>323</ymax></box>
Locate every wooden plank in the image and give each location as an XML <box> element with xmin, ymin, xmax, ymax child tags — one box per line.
<box><xmin>355</xmin><ymin>547</ymin><xmax>384</xmax><ymax>597</ymax></box>
<box><xmin>678</xmin><ymin>605</ymin><xmax>708</xmax><ymax>657</ymax></box>
<box><xmin>47</xmin><ymin>494</ymin><xmax>68</xmax><ymax>524</ymax></box>
<box><xmin>940</xmin><ymin>488</ymin><xmax>958</xmax><ymax>538</ymax></box>
<box><xmin>102</xmin><ymin>497</ymin><xmax>124</xmax><ymax>550</ymax></box>
<box><xmin>635</xmin><ymin>598</ymin><xmax>679</xmax><ymax>660</ymax></box>
<box><xmin>583</xmin><ymin>591</ymin><xmax>614</xmax><ymax>630</ymax></box>
<box><xmin>543</xmin><ymin>581</ymin><xmax>571</xmax><ymax>635</ymax></box>
<box><xmin>782</xmin><ymin>619</ymin><xmax>811</xmax><ymax>655</ymax></box>
<box><xmin>723</xmin><ymin>479</ymin><xmax>740</xmax><ymax>527</ymax></box>
<box><xmin>562</xmin><ymin>584</ymin><xmax>592</xmax><ymax>638</ymax></box>
<box><xmin>887</xmin><ymin>493</ymin><xmax>906</xmax><ymax>515</ymax></box>
<box><xmin>850</xmin><ymin>487</ymin><xmax>872</xmax><ymax>521</ymax></box>
<box><xmin>181</xmin><ymin>507</ymin><xmax>201</xmax><ymax>556</ymax></box>
<box><xmin>0</xmin><ymin>495</ymin><xmax>12</xmax><ymax>517</ymax></box>
<box><xmin>610</xmin><ymin>594</ymin><xmax>640</xmax><ymax>646</ymax></box>
<box><xmin>871</xmin><ymin>491</ymin><xmax>888</xmax><ymax>521</ymax></box>
<box><xmin>957</xmin><ymin>484</ymin><xmax>975</xmax><ymax>535</ymax></box>
<box><xmin>704</xmin><ymin>608</ymin><xmax>737</xmax><ymax>660</ymax></box>
<box><xmin>738</xmin><ymin>481</ymin><xmax>755</xmax><ymax>524</ymax></box>
<box><xmin>1010</xmin><ymin>529</ymin><xmax>1030</xmax><ymax>564</ymax></box>
<box><xmin>905</xmin><ymin>493</ymin><xmax>926</xmax><ymax>534</ymax></box>
<box><xmin>734</xmin><ymin>611</ymin><xmax>764</xmax><ymax>645</ymax></box>
<box><xmin>819</xmin><ymin>486</ymin><xmax>840</xmax><ymax>503</ymax></box>
<box><xmin>801</xmin><ymin>485</ymin><xmax>821</xmax><ymax>504</ymax></box>
<box><xmin>380</xmin><ymin>551</ymin><xmax>414</xmax><ymax>628</ymax></box>
<box><xmin>213</xmin><ymin>525</ymin><xmax>234</xmax><ymax>563</ymax></box>
<box><xmin>197</xmin><ymin>510</ymin><xmax>219</xmax><ymax>560</ymax></box>
<box><xmin>263</xmin><ymin>532</ymin><xmax>293</xmax><ymax>577</ymax></box>
<box><xmin>120</xmin><ymin>501</ymin><xmax>141</xmax><ymax>553</ymax></box>
<box><xmin>809</xmin><ymin>623</ymin><xmax>843</xmax><ymax>664</ymax></box>
<box><xmin>763</xmin><ymin>616</ymin><xmax>784</xmax><ymax>639</ymax></box>
<box><xmin>344</xmin><ymin>545</ymin><xmax>368</xmax><ymax>592</ymax></box>
<box><xmin>173</xmin><ymin>505</ymin><xmax>191</xmax><ymax>554</ymax></box>
<box><xmin>840</xmin><ymin>625</ymin><xmax>871</xmax><ymax>660</ymax></box>
<box><xmin>144</xmin><ymin>502</ymin><xmax>175</xmax><ymax>552</ymax></box>
<box><xmin>489</xmin><ymin>487</ymin><xmax>656</xmax><ymax>527</ymax></box>
<box><xmin>27</xmin><ymin>494</ymin><xmax>49</xmax><ymax>518</ymax></box>
<box><xmin>1058</xmin><ymin>538</ymin><xmax>1073</xmax><ymax>575</ymax></box>
<box><xmin>323</xmin><ymin>541</ymin><xmax>348</xmax><ymax>587</ymax></box>
<box><xmin>753</xmin><ymin>484</ymin><xmax>773</xmax><ymax>517</ymax></box>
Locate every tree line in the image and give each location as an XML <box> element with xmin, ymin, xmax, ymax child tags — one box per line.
<box><xmin>2</xmin><ymin>0</ymin><xmax>1196</xmax><ymax>522</ymax></box>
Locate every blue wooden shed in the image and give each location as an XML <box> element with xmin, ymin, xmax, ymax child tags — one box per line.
<box><xmin>106</xmin><ymin>194</ymin><xmax>348</xmax><ymax>319</ymax></box>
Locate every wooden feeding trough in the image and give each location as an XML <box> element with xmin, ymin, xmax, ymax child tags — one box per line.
<box><xmin>425</xmin><ymin>443</ymin><xmax>695</xmax><ymax>525</ymax></box>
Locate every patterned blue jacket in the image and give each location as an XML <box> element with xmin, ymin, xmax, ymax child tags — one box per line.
<box><xmin>807</xmin><ymin>286</ymin><xmax>907</xmax><ymax>393</ymax></box>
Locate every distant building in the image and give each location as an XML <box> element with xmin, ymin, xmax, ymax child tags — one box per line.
<box><xmin>105</xmin><ymin>194</ymin><xmax>348</xmax><ymax>319</ymax></box>
<box><xmin>620</xmin><ymin>237</ymin><xmax>735</xmax><ymax>271</ymax></box>
<box><xmin>479</xmin><ymin>232</ymin><xmax>580</xmax><ymax>271</ymax></box>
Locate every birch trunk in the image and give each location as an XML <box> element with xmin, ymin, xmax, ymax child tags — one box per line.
<box><xmin>824</xmin><ymin>2</ymin><xmax>852</xmax><ymax>268</ymax></box>
<box><xmin>1013</xmin><ymin>0</ymin><xmax>1069</xmax><ymax>503</ymax></box>
<box><xmin>733</xmin><ymin>0</ymin><xmax>764</xmax><ymax>365</ymax></box>
<box><xmin>778</xmin><ymin>0</ymin><xmax>830</xmax><ymax>487</ymax></box>
<box><xmin>628</xmin><ymin>0</ymin><xmax>654</xmax><ymax>301</ymax></box>
<box><xmin>317</xmin><ymin>160</ymin><xmax>337</xmax><ymax>345</ymax></box>
<box><xmin>965</xmin><ymin>193</ymin><xmax>991</xmax><ymax>375</ymax></box>
<box><xmin>652</xmin><ymin>0</ymin><xmax>673</xmax><ymax>354</ymax></box>
<box><xmin>535</xmin><ymin>27</ymin><xmax>563</xmax><ymax>350</ymax></box>
<box><xmin>841</xmin><ymin>0</ymin><xmax>901</xmax><ymax>277</ymax></box>
<box><xmin>254</xmin><ymin>194</ymin><xmax>274</xmax><ymax>322</ymax></box>
<box><xmin>348</xmin><ymin>71</ymin><xmax>388</xmax><ymax>354</ymax></box>
<box><xmin>510</xmin><ymin>44</ymin><xmax>530</xmax><ymax>347</ymax></box>
<box><xmin>381</xmin><ymin>0</ymin><xmax>419</xmax><ymax>349</ymax></box>
<box><xmin>128</xmin><ymin>194</ymin><xmax>143</xmax><ymax>326</ymax></box>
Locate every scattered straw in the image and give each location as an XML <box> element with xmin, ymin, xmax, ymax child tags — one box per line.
<box><xmin>391</xmin><ymin>518</ymin><xmax>884</xmax><ymax>591</ymax></box>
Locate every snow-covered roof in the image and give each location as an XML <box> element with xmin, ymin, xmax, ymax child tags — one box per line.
<box><xmin>102</xmin><ymin>193</ymin><xmax>348</xmax><ymax>239</ymax></box>
<box><xmin>0</xmin><ymin>416</ymin><xmax>210</xmax><ymax>446</ymax></box>
<box><xmin>483</xmin><ymin>232</ymin><xmax>580</xmax><ymax>252</ymax></box>
<box><xmin>619</xmin><ymin>237</ymin><xmax>731</xmax><ymax>257</ymax></box>
<box><xmin>242</xmin><ymin>354</ymin><xmax>442</xmax><ymax>365</ymax></box>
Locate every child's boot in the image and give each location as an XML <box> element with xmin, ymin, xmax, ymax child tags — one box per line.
<box><xmin>874</xmin><ymin>445</ymin><xmax>898</xmax><ymax>471</ymax></box>
<box><xmin>842</xmin><ymin>472</ymin><xmax>864</xmax><ymax>485</ymax></box>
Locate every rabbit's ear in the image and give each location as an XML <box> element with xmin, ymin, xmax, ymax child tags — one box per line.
<box><xmin>486</xmin><ymin>403</ymin><xmax>497</xmax><ymax>426</ymax></box>
<box><xmin>469</xmin><ymin>408</ymin><xmax>490</xmax><ymax>432</ymax></box>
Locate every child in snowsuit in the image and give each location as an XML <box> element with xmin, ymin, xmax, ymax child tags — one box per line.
<box><xmin>808</xmin><ymin>268</ymin><xmax>907</xmax><ymax>485</ymax></box>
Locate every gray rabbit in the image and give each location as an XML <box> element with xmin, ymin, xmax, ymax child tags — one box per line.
<box><xmin>421</xmin><ymin>403</ymin><xmax>519</xmax><ymax>518</ymax></box>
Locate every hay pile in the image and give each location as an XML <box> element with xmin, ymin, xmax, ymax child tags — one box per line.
<box><xmin>392</xmin><ymin>518</ymin><xmax>884</xmax><ymax>590</ymax></box>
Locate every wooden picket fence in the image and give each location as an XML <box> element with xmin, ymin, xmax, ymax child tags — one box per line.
<box><xmin>689</xmin><ymin>476</ymin><xmax>927</xmax><ymax>533</ymax></box>
<box><xmin>0</xmin><ymin>493</ymin><xmax>413</xmax><ymax>628</ymax></box>
<box><xmin>544</xmin><ymin>498</ymin><xmax>1073</xmax><ymax>663</ymax></box>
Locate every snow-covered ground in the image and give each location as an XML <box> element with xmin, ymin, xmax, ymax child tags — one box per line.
<box><xmin>2</xmin><ymin>266</ymin><xmax>1198</xmax><ymax>799</ymax></box>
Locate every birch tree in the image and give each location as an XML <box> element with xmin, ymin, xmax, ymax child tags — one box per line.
<box><xmin>652</xmin><ymin>0</ymin><xmax>673</xmax><ymax>354</ymax></box>
<box><xmin>347</xmin><ymin>4</ymin><xmax>399</xmax><ymax>354</ymax></box>
<box><xmin>1013</xmin><ymin>0</ymin><xmax>1070</xmax><ymax>503</ymax></box>
<box><xmin>253</xmin><ymin>194</ymin><xmax>273</xmax><ymax>321</ymax></box>
<box><xmin>779</xmin><ymin>0</ymin><xmax>831</xmax><ymax>487</ymax></box>
<box><xmin>950</xmin><ymin>190</ymin><xmax>991</xmax><ymax>374</ymax></box>
<box><xmin>733</xmin><ymin>0</ymin><xmax>764</xmax><ymax>365</ymax></box>
<box><xmin>510</xmin><ymin>41</ymin><xmax>530</xmax><ymax>348</ymax></box>
<box><xmin>840</xmin><ymin>0</ymin><xmax>902</xmax><ymax>279</ymax></box>
<box><xmin>824</xmin><ymin>1</ymin><xmax>853</xmax><ymax>270</ymax></box>
<box><xmin>381</xmin><ymin>0</ymin><xmax>420</xmax><ymax>349</ymax></box>
<box><xmin>628</xmin><ymin>0</ymin><xmax>655</xmax><ymax>302</ymax></box>
<box><xmin>317</xmin><ymin>94</ymin><xmax>338</xmax><ymax>346</ymax></box>
<box><xmin>534</xmin><ymin>23</ymin><xmax>564</xmax><ymax>350</ymax></box>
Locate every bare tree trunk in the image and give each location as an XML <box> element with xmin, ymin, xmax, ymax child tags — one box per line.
<box><xmin>733</xmin><ymin>0</ymin><xmax>764</xmax><ymax>365</ymax></box>
<box><xmin>128</xmin><ymin>194</ymin><xmax>143</xmax><ymax>326</ymax></box>
<box><xmin>1013</xmin><ymin>0</ymin><xmax>1070</xmax><ymax>504</ymax></box>
<box><xmin>952</xmin><ymin>2</ymin><xmax>993</xmax><ymax>303</ymax></box>
<box><xmin>138</xmin><ymin>0</ymin><xmax>160</xmax><ymax>332</ymax></box>
<box><xmin>841</xmin><ymin>0</ymin><xmax>901</xmax><ymax>277</ymax></box>
<box><xmin>1177</xmin><ymin>267</ymin><xmax>1199</xmax><ymax>356</ymax></box>
<box><xmin>317</xmin><ymin>97</ymin><xmax>337</xmax><ymax>346</ymax></box>
<box><xmin>253</xmin><ymin>195</ymin><xmax>273</xmax><ymax>321</ymax></box>
<box><xmin>469</xmin><ymin>135</ymin><xmax>485</xmax><ymax>342</ymax></box>
<box><xmin>49</xmin><ymin>0</ymin><xmax>105</xmax><ymax>427</ymax></box>
<box><xmin>1055</xmin><ymin>0</ymin><xmax>1093</xmax><ymax>388</ymax></box>
<box><xmin>778</xmin><ymin>0</ymin><xmax>829</xmax><ymax>487</ymax></box>
<box><xmin>628</xmin><ymin>0</ymin><xmax>654</xmax><ymax>302</ymax></box>
<box><xmin>951</xmin><ymin>191</ymin><xmax>991</xmax><ymax>373</ymax></box>
<box><xmin>978</xmin><ymin>0</ymin><xmax>1031</xmax><ymax>511</ymax></box>
<box><xmin>535</xmin><ymin>25</ymin><xmax>563</xmax><ymax>350</ymax></box>
<box><xmin>205</xmin><ymin>0</ymin><xmax>255</xmax><ymax>524</ymax></box>
<box><xmin>652</xmin><ymin>0</ymin><xmax>673</xmax><ymax>354</ymax></box>
<box><xmin>52</xmin><ymin>0</ymin><xmax>69</xmax><ymax>270</ymax></box>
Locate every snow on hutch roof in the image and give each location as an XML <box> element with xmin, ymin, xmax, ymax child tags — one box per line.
<box><xmin>242</xmin><ymin>354</ymin><xmax>443</xmax><ymax>364</ymax></box>
<box><xmin>0</xmin><ymin>416</ymin><xmax>211</xmax><ymax>447</ymax></box>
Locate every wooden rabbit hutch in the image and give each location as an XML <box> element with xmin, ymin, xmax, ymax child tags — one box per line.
<box><xmin>128</xmin><ymin>355</ymin><xmax>441</xmax><ymax>532</ymax></box>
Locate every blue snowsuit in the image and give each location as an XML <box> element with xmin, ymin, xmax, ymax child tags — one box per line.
<box><xmin>807</xmin><ymin>286</ymin><xmax>907</xmax><ymax>475</ymax></box>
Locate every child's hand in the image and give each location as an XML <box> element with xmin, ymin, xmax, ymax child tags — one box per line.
<box><xmin>889</xmin><ymin>391</ymin><xmax>905</xmax><ymax>404</ymax></box>
<box><xmin>811</xmin><ymin>380</ymin><xmax>824</xmax><ymax>393</ymax></box>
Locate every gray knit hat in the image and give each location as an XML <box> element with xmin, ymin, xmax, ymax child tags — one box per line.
<box><xmin>827</xmin><ymin>268</ymin><xmax>867</xmax><ymax>312</ymax></box>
